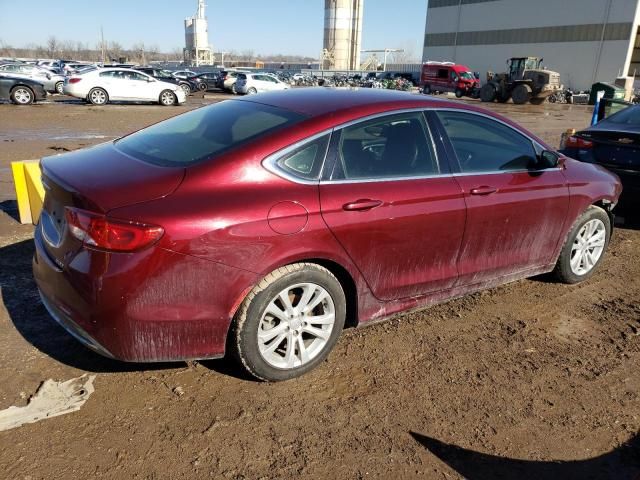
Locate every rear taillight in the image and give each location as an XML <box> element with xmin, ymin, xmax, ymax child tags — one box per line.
<box><xmin>566</xmin><ymin>136</ymin><xmax>593</xmax><ymax>149</ymax></box>
<box><xmin>68</xmin><ymin>78</ymin><xmax>82</xmax><ymax>84</ymax></box>
<box><xmin>65</xmin><ymin>207</ymin><xmax>163</xmax><ymax>252</ymax></box>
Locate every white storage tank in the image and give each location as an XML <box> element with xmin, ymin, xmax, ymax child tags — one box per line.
<box><xmin>323</xmin><ymin>0</ymin><xmax>364</xmax><ymax>70</ymax></box>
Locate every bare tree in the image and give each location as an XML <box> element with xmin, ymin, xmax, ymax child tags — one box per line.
<box><xmin>46</xmin><ymin>36</ymin><xmax>59</xmax><ymax>58</ymax></box>
<box><xmin>0</xmin><ymin>38</ymin><xmax>15</xmax><ymax>57</ymax></box>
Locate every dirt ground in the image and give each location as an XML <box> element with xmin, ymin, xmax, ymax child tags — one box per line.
<box><xmin>0</xmin><ymin>92</ymin><xmax>639</xmax><ymax>480</ymax></box>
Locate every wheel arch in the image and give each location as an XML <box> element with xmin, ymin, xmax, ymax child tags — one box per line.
<box><xmin>226</xmin><ymin>255</ymin><xmax>361</xmax><ymax>334</ymax></box>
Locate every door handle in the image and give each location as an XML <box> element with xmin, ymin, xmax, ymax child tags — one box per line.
<box><xmin>470</xmin><ymin>186</ymin><xmax>498</xmax><ymax>196</ymax></box>
<box><xmin>342</xmin><ymin>199</ymin><xmax>383</xmax><ymax>211</ymax></box>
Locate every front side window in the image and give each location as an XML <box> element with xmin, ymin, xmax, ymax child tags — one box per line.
<box><xmin>436</xmin><ymin>111</ymin><xmax>538</xmax><ymax>173</ymax></box>
<box><xmin>334</xmin><ymin>112</ymin><xmax>438</xmax><ymax>180</ymax></box>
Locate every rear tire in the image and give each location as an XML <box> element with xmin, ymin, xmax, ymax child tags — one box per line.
<box><xmin>88</xmin><ymin>87</ymin><xmax>108</xmax><ymax>105</ymax></box>
<box><xmin>247</xmin><ymin>87</ymin><xmax>257</xmax><ymax>95</ymax></box>
<box><xmin>480</xmin><ymin>84</ymin><xmax>496</xmax><ymax>102</ymax></box>
<box><xmin>55</xmin><ymin>81</ymin><xmax>64</xmax><ymax>94</ymax></box>
<box><xmin>231</xmin><ymin>263</ymin><xmax>346</xmax><ymax>382</ymax></box>
<box><xmin>10</xmin><ymin>86</ymin><xmax>34</xmax><ymax>105</ymax></box>
<box><xmin>198</xmin><ymin>82</ymin><xmax>207</xmax><ymax>91</ymax></box>
<box><xmin>423</xmin><ymin>85</ymin><xmax>431</xmax><ymax>95</ymax></box>
<box><xmin>554</xmin><ymin>206</ymin><xmax>611</xmax><ymax>284</ymax></box>
<box><xmin>159</xmin><ymin>89</ymin><xmax>177</xmax><ymax>106</ymax></box>
<box><xmin>231</xmin><ymin>83</ymin><xmax>238</xmax><ymax>95</ymax></box>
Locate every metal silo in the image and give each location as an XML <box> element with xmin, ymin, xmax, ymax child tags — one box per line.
<box><xmin>184</xmin><ymin>0</ymin><xmax>214</xmax><ymax>66</ymax></box>
<box><xmin>323</xmin><ymin>0</ymin><xmax>364</xmax><ymax>70</ymax></box>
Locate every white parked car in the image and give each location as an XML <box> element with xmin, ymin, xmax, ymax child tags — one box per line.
<box><xmin>0</xmin><ymin>63</ymin><xmax>66</xmax><ymax>93</ymax></box>
<box><xmin>235</xmin><ymin>73</ymin><xmax>291</xmax><ymax>95</ymax></box>
<box><xmin>64</xmin><ymin>68</ymin><xmax>187</xmax><ymax>106</ymax></box>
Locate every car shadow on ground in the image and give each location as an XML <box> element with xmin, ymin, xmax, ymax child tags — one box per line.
<box><xmin>410</xmin><ymin>431</ymin><xmax>640</xmax><ymax>480</ymax></box>
<box><xmin>0</xmin><ymin>238</ymin><xmax>184</xmax><ymax>374</ymax></box>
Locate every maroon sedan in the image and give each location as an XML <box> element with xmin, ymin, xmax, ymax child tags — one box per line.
<box><xmin>33</xmin><ymin>89</ymin><xmax>621</xmax><ymax>381</ymax></box>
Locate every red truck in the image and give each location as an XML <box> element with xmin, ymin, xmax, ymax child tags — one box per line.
<box><xmin>420</xmin><ymin>62</ymin><xmax>480</xmax><ymax>98</ymax></box>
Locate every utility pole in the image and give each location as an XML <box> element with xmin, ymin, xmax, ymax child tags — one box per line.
<box><xmin>100</xmin><ymin>26</ymin><xmax>105</xmax><ymax>64</ymax></box>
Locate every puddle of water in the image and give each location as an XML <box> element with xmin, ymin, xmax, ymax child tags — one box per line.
<box><xmin>0</xmin><ymin>130</ymin><xmax>113</xmax><ymax>141</ymax></box>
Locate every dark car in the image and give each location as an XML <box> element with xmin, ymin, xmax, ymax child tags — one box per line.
<box><xmin>561</xmin><ymin>104</ymin><xmax>639</xmax><ymax>208</ymax></box>
<box><xmin>33</xmin><ymin>89</ymin><xmax>620</xmax><ymax>381</ymax></box>
<box><xmin>0</xmin><ymin>75</ymin><xmax>47</xmax><ymax>104</ymax></box>
<box><xmin>135</xmin><ymin>68</ymin><xmax>194</xmax><ymax>95</ymax></box>
<box><xmin>187</xmin><ymin>72</ymin><xmax>220</xmax><ymax>91</ymax></box>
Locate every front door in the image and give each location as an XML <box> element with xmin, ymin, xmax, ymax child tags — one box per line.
<box><xmin>320</xmin><ymin>111</ymin><xmax>466</xmax><ymax>301</ymax></box>
<box><xmin>433</xmin><ymin>110</ymin><xmax>569</xmax><ymax>285</ymax></box>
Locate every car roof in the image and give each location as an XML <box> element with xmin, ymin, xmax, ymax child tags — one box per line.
<box><xmin>236</xmin><ymin>88</ymin><xmax>446</xmax><ymax>117</ymax></box>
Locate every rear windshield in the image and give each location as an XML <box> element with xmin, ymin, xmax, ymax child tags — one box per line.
<box><xmin>115</xmin><ymin>100</ymin><xmax>307</xmax><ymax>167</ymax></box>
<box><xmin>602</xmin><ymin>105</ymin><xmax>640</xmax><ymax>127</ymax></box>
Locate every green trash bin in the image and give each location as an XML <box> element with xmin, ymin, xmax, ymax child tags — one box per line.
<box><xmin>589</xmin><ymin>82</ymin><xmax>626</xmax><ymax>105</ymax></box>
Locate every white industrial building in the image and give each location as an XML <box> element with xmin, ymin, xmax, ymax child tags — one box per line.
<box><xmin>323</xmin><ymin>0</ymin><xmax>364</xmax><ymax>70</ymax></box>
<box><xmin>184</xmin><ymin>0</ymin><xmax>214</xmax><ymax>66</ymax></box>
<box><xmin>422</xmin><ymin>0</ymin><xmax>640</xmax><ymax>90</ymax></box>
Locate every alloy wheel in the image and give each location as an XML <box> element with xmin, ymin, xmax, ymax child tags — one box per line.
<box><xmin>90</xmin><ymin>89</ymin><xmax>107</xmax><ymax>105</ymax></box>
<box><xmin>570</xmin><ymin>219</ymin><xmax>606</xmax><ymax>276</ymax></box>
<box><xmin>160</xmin><ymin>91</ymin><xmax>175</xmax><ymax>105</ymax></box>
<box><xmin>13</xmin><ymin>88</ymin><xmax>32</xmax><ymax>104</ymax></box>
<box><xmin>257</xmin><ymin>283</ymin><xmax>336</xmax><ymax>369</ymax></box>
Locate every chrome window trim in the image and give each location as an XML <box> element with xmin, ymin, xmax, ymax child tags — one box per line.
<box><xmin>263</xmin><ymin>106</ymin><xmax>551</xmax><ymax>186</ymax></box>
<box><xmin>261</xmin><ymin>129</ymin><xmax>333</xmax><ymax>185</ymax></box>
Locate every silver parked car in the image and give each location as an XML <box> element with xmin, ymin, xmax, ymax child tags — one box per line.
<box><xmin>235</xmin><ymin>73</ymin><xmax>291</xmax><ymax>95</ymax></box>
<box><xmin>0</xmin><ymin>63</ymin><xmax>66</xmax><ymax>94</ymax></box>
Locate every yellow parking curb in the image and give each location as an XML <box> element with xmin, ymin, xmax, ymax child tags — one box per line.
<box><xmin>11</xmin><ymin>160</ymin><xmax>44</xmax><ymax>225</ymax></box>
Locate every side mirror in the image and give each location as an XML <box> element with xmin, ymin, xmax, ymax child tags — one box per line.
<box><xmin>539</xmin><ymin>150</ymin><xmax>563</xmax><ymax>169</ymax></box>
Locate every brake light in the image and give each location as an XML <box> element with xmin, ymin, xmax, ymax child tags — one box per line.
<box><xmin>68</xmin><ymin>78</ymin><xmax>82</xmax><ymax>84</ymax></box>
<box><xmin>65</xmin><ymin>207</ymin><xmax>164</xmax><ymax>252</ymax></box>
<box><xmin>566</xmin><ymin>136</ymin><xmax>593</xmax><ymax>149</ymax></box>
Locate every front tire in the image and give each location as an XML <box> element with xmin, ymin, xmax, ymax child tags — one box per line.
<box><xmin>180</xmin><ymin>83</ymin><xmax>191</xmax><ymax>95</ymax></box>
<box><xmin>455</xmin><ymin>88</ymin><xmax>463</xmax><ymax>98</ymax></box>
<box><xmin>10</xmin><ymin>86</ymin><xmax>34</xmax><ymax>105</ymax></box>
<box><xmin>247</xmin><ymin>87</ymin><xmax>257</xmax><ymax>95</ymax></box>
<box><xmin>88</xmin><ymin>87</ymin><xmax>108</xmax><ymax>105</ymax></box>
<box><xmin>159</xmin><ymin>89</ymin><xmax>177</xmax><ymax>106</ymax></box>
<box><xmin>554</xmin><ymin>206</ymin><xmax>611</xmax><ymax>284</ymax></box>
<box><xmin>480</xmin><ymin>84</ymin><xmax>496</xmax><ymax>102</ymax></box>
<box><xmin>55</xmin><ymin>81</ymin><xmax>64</xmax><ymax>94</ymax></box>
<box><xmin>231</xmin><ymin>263</ymin><xmax>346</xmax><ymax>381</ymax></box>
<box><xmin>512</xmin><ymin>84</ymin><xmax>532</xmax><ymax>105</ymax></box>
<box><xmin>423</xmin><ymin>85</ymin><xmax>431</xmax><ymax>95</ymax></box>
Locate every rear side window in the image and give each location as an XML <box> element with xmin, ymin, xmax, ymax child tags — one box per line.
<box><xmin>237</xmin><ymin>73</ymin><xmax>247</xmax><ymax>80</ymax></box>
<box><xmin>436</xmin><ymin>111</ymin><xmax>538</xmax><ymax>173</ymax></box>
<box><xmin>115</xmin><ymin>101</ymin><xmax>307</xmax><ymax>166</ymax></box>
<box><xmin>275</xmin><ymin>134</ymin><xmax>330</xmax><ymax>181</ymax></box>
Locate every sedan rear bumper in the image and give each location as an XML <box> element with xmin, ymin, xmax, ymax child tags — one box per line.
<box><xmin>33</xmin><ymin>226</ymin><xmax>257</xmax><ymax>362</ymax></box>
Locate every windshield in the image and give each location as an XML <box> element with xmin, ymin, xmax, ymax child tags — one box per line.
<box><xmin>525</xmin><ymin>59</ymin><xmax>539</xmax><ymax>70</ymax></box>
<box><xmin>115</xmin><ymin>100</ymin><xmax>307</xmax><ymax>167</ymax></box>
<box><xmin>459</xmin><ymin>71</ymin><xmax>474</xmax><ymax>80</ymax></box>
<box><xmin>602</xmin><ymin>105</ymin><xmax>640</xmax><ymax>127</ymax></box>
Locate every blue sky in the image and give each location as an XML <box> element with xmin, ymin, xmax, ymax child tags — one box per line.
<box><xmin>0</xmin><ymin>0</ymin><xmax>428</xmax><ymax>59</ymax></box>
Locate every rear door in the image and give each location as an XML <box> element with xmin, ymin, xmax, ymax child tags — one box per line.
<box><xmin>433</xmin><ymin>110</ymin><xmax>569</xmax><ymax>285</ymax></box>
<box><xmin>319</xmin><ymin>111</ymin><xmax>466</xmax><ymax>301</ymax></box>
